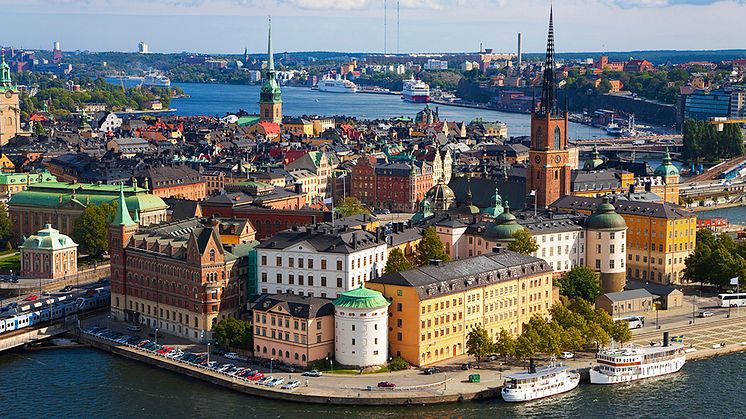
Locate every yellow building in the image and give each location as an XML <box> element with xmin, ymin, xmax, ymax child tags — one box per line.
<box><xmin>367</xmin><ymin>251</ymin><xmax>554</xmax><ymax>367</ymax></box>
<box><xmin>0</xmin><ymin>154</ymin><xmax>15</xmax><ymax>172</ymax></box>
<box><xmin>283</xmin><ymin>117</ymin><xmax>314</xmax><ymax>137</ymax></box>
<box><xmin>551</xmin><ymin>196</ymin><xmax>696</xmax><ymax>285</ymax></box>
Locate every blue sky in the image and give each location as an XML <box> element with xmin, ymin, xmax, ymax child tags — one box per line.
<box><xmin>1</xmin><ymin>0</ymin><xmax>743</xmax><ymax>54</ymax></box>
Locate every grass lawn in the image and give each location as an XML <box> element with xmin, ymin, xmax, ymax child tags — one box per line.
<box><xmin>0</xmin><ymin>254</ymin><xmax>20</xmax><ymax>270</ymax></box>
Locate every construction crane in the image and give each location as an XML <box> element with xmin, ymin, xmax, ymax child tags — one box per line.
<box><xmin>708</xmin><ymin>117</ymin><xmax>746</xmax><ymax>132</ymax></box>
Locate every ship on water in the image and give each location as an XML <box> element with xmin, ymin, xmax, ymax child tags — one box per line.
<box><xmin>143</xmin><ymin>72</ymin><xmax>171</xmax><ymax>88</ymax></box>
<box><xmin>317</xmin><ymin>74</ymin><xmax>357</xmax><ymax>93</ymax></box>
<box><xmin>501</xmin><ymin>359</ymin><xmax>580</xmax><ymax>402</ymax></box>
<box><xmin>590</xmin><ymin>332</ymin><xmax>686</xmax><ymax>384</ymax></box>
<box><xmin>402</xmin><ymin>77</ymin><xmax>430</xmax><ymax>103</ymax></box>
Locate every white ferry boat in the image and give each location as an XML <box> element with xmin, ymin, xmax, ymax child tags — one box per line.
<box><xmin>501</xmin><ymin>360</ymin><xmax>580</xmax><ymax>402</ymax></box>
<box><xmin>143</xmin><ymin>72</ymin><xmax>171</xmax><ymax>88</ymax></box>
<box><xmin>402</xmin><ymin>77</ymin><xmax>430</xmax><ymax>103</ymax></box>
<box><xmin>590</xmin><ymin>332</ymin><xmax>686</xmax><ymax>385</ymax></box>
<box><xmin>317</xmin><ymin>75</ymin><xmax>357</xmax><ymax>93</ymax></box>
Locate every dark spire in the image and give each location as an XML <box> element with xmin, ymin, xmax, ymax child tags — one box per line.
<box><xmin>538</xmin><ymin>5</ymin><xmax>556</xmax><ymax>117</ymax></box>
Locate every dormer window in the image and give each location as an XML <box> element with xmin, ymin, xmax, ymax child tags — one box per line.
<box><xmin>209</xmin><ymin>248</ymin><xmax>216</xmax><ymax>262</ymax></box>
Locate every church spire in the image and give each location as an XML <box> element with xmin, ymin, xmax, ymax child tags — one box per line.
<box><xmin>1</xmin><ymin>52</ymin><xmax>12</xmax><ymax>87</ymax></box>
<box><xmin>267</xmin><ymin>16</ymin><xmax>275</xmax><ymax>72</ymax></box>
<box><xmin>111</xmin><ymin>182</ymin><xmax>136</xmax><ymax>226</ymax></box>
<box><xmin>538</xmin><ymin>5</ymin><xmax>556</xmax><ymax>116</ymax></box>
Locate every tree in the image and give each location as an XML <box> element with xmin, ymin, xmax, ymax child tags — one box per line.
<box><xmin>466</xmin><ymin>326</ymin><xmax>492</xmax><ymax>364</ymax></box>
<box><xmin>493</xmin><ymin>328</ymin><xmax>516</xmax><ymax>360</ymax></box>
<box><xmin>415</xmin><ymin>226</ymin><xmax>449</xmax><ymax>266</ymax></box>
<box><xmin>71</xmin><ymin>203</ymin><xmax>116</xmax><ymax>257</ymax></box>
<box><xmin>335</xmin><ymin>196</ymin><xmax>370</xmax><ymax>218</ymax></box>
<box><xmin>384</xmin><ymin>248</ymin><xmax>414</xmax><ymax>274</ymax></box>
<box><xmin>506</xmin><ymin>229</ymin><xmax>538</xmax><ymax>255</ymax></box>
<box><xmin>0</xmin><ymin>203</ymin><xmax>11</xmax><ymax>245</ymax></box>
<box><xmin>556</xmin><ymin>266</ymin><xmax>601</xmax><ymax>302</ymax></box>
<box><xmin>388</xmin><ymin>356</ymin><xmax>409</xmax><ymax>371</ymax></box>
<box><xmin>212</xmin><ymin>317</ymin><xmax>252</xmax><ymax>349</ymax></box>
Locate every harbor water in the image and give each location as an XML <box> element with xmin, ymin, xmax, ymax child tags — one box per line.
<box><xmin>0</xmin><ymin>347</ymin><xmax>741</xmax><ymax>418</ymax></box>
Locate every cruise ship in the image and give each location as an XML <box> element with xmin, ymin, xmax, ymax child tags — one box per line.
<box><xmin>143</xmin><ymin>72</ymin><xmax>171</xmax><ymax>88</ymax></box>
<box><xmin>317</xmin><ymin>75</ymin><xmax>357</xmax><ymax>93</ymax></box>
<box><xmin>501</xmin><ymin>360</ymin><xmax>580</xmax><ymax>402</ymax></box>
<box><xmin>590</xmin><ymin>332</ymin><xmax>686</xmax><ymax>385</ymax></box>
<box><xmin>402</xmin><ymin>77</ymin><xmax>430</xmax><ymax>103</ymax></box>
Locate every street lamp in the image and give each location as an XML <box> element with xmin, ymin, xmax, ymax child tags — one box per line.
<box><xmin>325</xmin><ymin>356</ymin><xmax>333</xmax><ymax>373</ymax></box>
<box><xmin>155</xmin><ymin>327</ymin><xmax>159</xmax><ymax>345</ymax></box>
<box><xmin>270</xmin><ymin>358</ymin><xmax>274</xmax><ymax>374</ymax></box>
<box><xmin>207</xmin><ymin>342</ymin><xmax>211</xmax><ymax>364</ymax></box>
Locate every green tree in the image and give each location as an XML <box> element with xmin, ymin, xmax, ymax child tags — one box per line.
<box><xmin>388</xmin><ymin>356</ymin><xmax>409</xmax><ymax>371</ymax></box>
<box><xmin>384</xmin><ymin>248</ymin><xmax>414</xmax><ymax>274</ymax></box>
<box><xmin>415</xmin><ymin>226</ymin><xmax>449</xmax><ymax>266</ymax></box>
<box><xmin>212</xmin><ymin>317</ymin><xmax>252</xmax><ymax>349</ymax></box>
<box><xmin>556</xmin><ymin>266</ymin><xmax>601</xmax><ymax>302</ymax></box>
<box><xmin>71</xmin><ymin>202</ymin><xmax>116</xmax><ymax>257</ymax></box>
<box><xmin>493</xmin><ymin>328</ymin><xmax>516</xmax><ymax>360</ymax></box>
<box><xmin>466</xmin><ymin>326</ymin><xmax>492</xmax><ymax>364</ymax></box>
<box><xmin>0</xmin><ymin>203</ymin><xmax>11</xmax><ymax>245</ymax></box>
<box><xmin>335</xmin><ymin>196</ymin><xmax>370</xmax><ymax>218</ymax></box>
<box><xmin>506</xmin><ymin>229</ymin><xmax>538</xmax><ymax>255</ymax></box>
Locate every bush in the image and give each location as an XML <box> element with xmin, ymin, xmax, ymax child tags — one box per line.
<box><xmin>388</xmin><ymin>356</ymin><xmax>409</xmax><ymax>371</ymax></box>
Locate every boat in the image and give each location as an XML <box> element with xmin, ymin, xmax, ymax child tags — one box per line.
<box><xmin>143</xmin><ymin>72</ymin><xmax>171</xmax><ymax>88</ymax></box>
<box><xmin>501</xmin><ymin>359</ymin><xmax>580</xmax><ymax>402</ymax></box>
<box><xmin>317</xmin><ymin>75</ymin><xmax>357</xmax><ymax>93</ymax></box>
<box><xmin>402</xmin><ymin>77</ymin><xmax>430</xmax><ymax>103</ymax></box>
<box><xmin>590</xmin><ymin>332</ymin><xmax>686</xmax><ymax>384</ymax></box>
<box><xmin>606</xmin><ymin>122</ymin><xmax>623</xmax><ymax>136</ymax></box>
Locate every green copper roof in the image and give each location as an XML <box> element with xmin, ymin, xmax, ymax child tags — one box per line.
<box><xmin>111</xmin><ymin>183</ymin><xmax>136</xmax><ymax>226</ymax></box>
<box><xmin>412</xmin><ymin>197</ymin><xmax>433</xmax><ymax>222</ymax></box>
<box><xmin>332</xmin><ymin>286</ymin><xmax>390</xmax><ymax>309</ymax></box>
<box><xmin>484</xmin><ymin>204</ymin><xmax>524</xmax><ymax>241</ymax></box>
<box><xmin>19</xmin><ymin>224</ymin><xmax>78</xmax><ymax>251</ymax></box>
<box><xmin>260</xmin><ymin>17</ymin><xmax>282</xmax><ymax>104</ymax></box>
<box><xmin>482</xmin><ymin>185</ymin><xmax>504</xmax><ymax>218</ymax></box>
<box><xmin>583</xmin><ymin>145</ymin><xmax>604</xmax><ymax>171</ymax></box>
<box><xmin>237</xmin><ymin>115</ymin><xmax>261</xmax><ymax>126</ymax></box>
<box><xmin>0</xmin><ymin>171</ymin><xmax>56</xmax><ymax>185</ymax></box>
<box><xmin>586</xmin><ymin>196</ymin><xmax>626</xmax><ymax>230</ymax></box>
<box><xmin>0</xmin><ymin>54</ymin><xmax>17</xmax><ymax>93</ymax></box>
<box><xmin>654</xmin><ymin>148</ymin><xmax>679</xmax><ymax>177</ymax></box>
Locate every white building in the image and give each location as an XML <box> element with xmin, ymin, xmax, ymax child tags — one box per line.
<box><xmin>585</xmin><ymin>196</ymin><xmax>628</xmax><ymax>293</ymax></box>
<box><xmin>332</xmin><ymin>286</ymin><xmax>390</xmax><ymax>367</ymax></box>
<box><xmin>424</xmin><ymin>59</ymin><xmax>448</xmax><ymax>70</ymax></box>
<box><xmin>256</xmin><ymin>226</ymin><xmax>388</xmax><ymax>299</ymax></box>
<box><xmin>138</xmin><ymin>41</ymin><xmax>150</xmax><ymax>54</ymax></box>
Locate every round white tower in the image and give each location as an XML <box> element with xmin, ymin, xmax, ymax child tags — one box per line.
<box><xmin>586</xmin><ymin>196</ymin><xmax>628</xmax><ymax>293</ymax></box>
<box><xmin>332</xmin><ymin>286</ymin><xmax>390</xmax><ymax>368</ymax></box>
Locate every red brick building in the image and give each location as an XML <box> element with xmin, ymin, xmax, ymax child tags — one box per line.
<box><xmin>137</xmin><ymin>165</ymin><xmax>207</xmax><ymax>201</ymax></box>
<box><xmin>351</xmin><ymin>157</ymin><xmax>433</xmax><ymax>212</ymax></box>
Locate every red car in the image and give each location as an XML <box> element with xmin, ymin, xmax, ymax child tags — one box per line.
<box><xmin>24</xmin><ymin>294</ymin><xmax>39</xmax><ymax>301</ymax></box>
<box><xmin>249</xmin><ymin>372</ymin><xmax>265</xmax><ymax>381</ymax></box>
<box><xmin>377</xmin><ymin>381</ymin><xmax>396</xmax><ymax>388</ymax></box>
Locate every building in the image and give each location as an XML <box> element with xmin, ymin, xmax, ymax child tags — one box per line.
<box><xmin>0</xmin><ymin>56</ymin><xmax>21</xmax><ymax>145</ymax></box>
<box><xmin>222</xmin><ymin>181</ymin><xmax>306</xmax><ymax>210</ymax></box>
<box><xmin>584</xmin><ymin>197</ymin><xmax>628</xmax><ymax>293</ymax></box>
<box><xmin>351</xmin><ymin>157</ymin><xmax>434</xmax><ymax>213</ymax></box>
<box><xmin>20</xmin><ymin>224</ymin><xmax>78</xmax><ymax>279</ymax></box>
<box><xmin>138</xmin><ymin>41</ymin><xmax>150</xmax><ymax>54</ymax></box>
<box><xmin>595</xmin><ymin>289</ymin><xmax>654</xmax><ymax>318</ymax></box>
<box><xmin>332</xmin><ymin>286</ymin><xmax>390</xmax><ymax>367</ymax></box>
<box><xmin>105</xmin><ymin>137</ymin><xmax>151</xmax><ymax>157</ymax></box>
<box><xmin>526</xmin><ymin>11</ymin><xmax>571</xmax><ymax>209</ymax></box>
<box><xmin>137</xmin><ymin>166</ymin><xmax>207</xmax><ymax>201</ymax></box>
<box><xmin>0</xmin><ymin>171</ymin><xmax>57</xmax><ymax>195</ymax></box>
<box><xmin>251</xmin><ymin>293</ymin><xmax>335</xmax><ymax>367</ymax></box>
<box><xmin>256</xmin><ymin>225</ymin><xmax>388</xmax><ymax>298</ymax></box>
<box><xmin>285</xmin><ymin>151</ymin><xmax>337</xmax><ymax>201</ymax></box>
<box><xmin>7</xmin><ymin>181</ymin><xmax>168</xmax><ymax>242</ymax></box>
<box><xmin>259</xmin><ymin>19</ymin><xmax>282</xmax><ymax>124</ymax></box>
<box><xmin>109</xmin><ymin>190</ymin><xmax>256</xmax><ymax>342</ymax></box>
<box><xmin>684</xmin><ymin>90</ymin><xmax>732</xmax><ymax>121</ymax></box>
<box><xmin>367</xmin><ymin>251</ymin><xmax>554</xmax><ymax>367</ymax></box>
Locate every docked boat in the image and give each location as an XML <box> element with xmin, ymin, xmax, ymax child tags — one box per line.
<box><xmin>402</xmin><ymin>77</ymin><xmax>430</xmax><ymax>103</ymax></box>
<box><xmin>590</xmin><ymin>332</ymin><xmax>686</xmax><ymax>385</ymax></box>
<box><xmin>605</xmin><ymin>122</ymin><xmax>623</xmax><ymax>136</ymax></box>
<box><xmin>317</xmin><ymin>75</ymin><xmax>357</xmax><ymax>93</ymax></box>
<box><xmin>143</xmin><ymin>72</ymin><xmax>171</xmax><ymax>88</ymax></box>
<box><xmin>501</xmin><ymin>359</ymin><xmax>580</xmax><ymax>402</ymax></box>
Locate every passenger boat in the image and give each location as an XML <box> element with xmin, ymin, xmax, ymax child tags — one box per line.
<box><xmin>143</xmin><ymin>72</ymin><xmax>171</xmax><ymax>87</ymax></box>
<box><xmin>317</xmin><ymin>75</ymin><xmax>357</xmax><ymax>93</ymax></box>
<box><xmin>590</xmin><ymin>332</ymin><xmax>686</xmax><ymax>384</ymax></box>
<box><xmin>402</xmin><ymin>77</ymin><xmax>430</xmax><ymax>102</ymax></box>
<box><xmin>501</xmin><ymin>359</ymin><xmax>580</xmax><ymax>402</ymax></box>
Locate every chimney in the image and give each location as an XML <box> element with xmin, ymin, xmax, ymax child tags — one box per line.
<box><xmin>529</xmin><ymin>358</ymin><xmax>536</xmax><ymax>374</ymax></box>
<box><xmin>294</xmin><ymin>182</ymin><xmax>303</xmax><ymax>194</ymax></box>
<box><xmin>663</xmin><ymin>331</ymin><xmax>669</xmax><ymax>347</ymax></box>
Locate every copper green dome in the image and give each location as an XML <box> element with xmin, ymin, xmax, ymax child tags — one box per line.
<box><xmin>583</xmin><ymin>145</ymin><xmax>604</xmax><ymax>171</ymax></box>
<box><xmin>484</xmin><ymin>204</ymin><xmax>524</xmax><ymax>241</ymax></box>
<box><xmin>482</xmin><ymin>186</ymin><xmax>504</xmax><ymax>218</ymax></box>
<box><xmin>332</xmin><ymin>285</ymin><xmax>390</xmax><ymax>309</ymax></box>
<box><xmin>411</xmin><ymin>197</ymin><xmax>434</xmax><ymax>222</ymax></box>
<box><xmin>586</xmin><ymin>196</ymin><xmax>626</xmax><ymax>230</ymax></box>
<box><xmin>654</xmin><ymin>148</ymin><xmax>679</xmax><ymax>177</ymax></box>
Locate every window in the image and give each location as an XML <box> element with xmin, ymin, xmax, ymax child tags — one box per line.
<box><xmin>261</xmin><ymin>255</ymin><xmax>267</xmax><ymax>265</ymax></box>
<box><xmin>298</xmin><ymin>258</ymin><xmax>304</xmax><ymax>268</ymax></box>
<box><xmin>337</xmin><ymin>278</ymin><xmax>342</xmax><ymax>288</ymax></box>
<box><xmin>289</xmin><ymin>257</ymin><xmax>294</xmax><ymax>268</ymax></box>
<box><xmin>321</xmin><ymin>276</ymin><xmax>327</xmax><ymax>287</ymax></box>
<box><xmin>554</xmin><ymin>126</ymin><xmax>561</xmax><ymax>150</ymax></box>
<box><xmin>397</xmin><ymin>303</ymin><xmax>402</xmax><ymax>312</ymax></box>
<box><xmin>209</xmin><ymin>249</ymin><xmax>215</xmax><ymax>262</ymax></box>
<box><xmin>321</xmin><ymin>259</ymin><xmax>327</xmax><ymax>270</ymax></box>
<box><xmin>337</xmin><ymin>260</ymin><xmax>343</xmax><ymax>270</ymax></box>
<box><xmin>595</xmin><ymin>259</ymin><xmax>601</xmax><ymax>269</ymax></box>
<box><xmin>276</xmin><ymin>273</ymin><xmax>282</xmax><ymax>283</ymax></box>
<box><xmin>276</xmin><ymin>256</ymin><xmax>282</xmax><ymax>266</ymax></box>
<box><xmin>308</xmin><ymin>258</ymin><xmax>313</xmax><ymax>269</ymax></box>
<box><xmin>610</xmin><ymin>260</ymin><xmax>615</xmax><ymax>269</ymax></box>
<box><xmin>351</xmin><ymin>338</ymin><xmax>356</xmax><ymax>345</ymax></box>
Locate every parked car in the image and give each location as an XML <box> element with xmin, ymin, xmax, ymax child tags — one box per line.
<box><xmin>24</xmin><ymin>294</ymin><xmax>39</xmax><ymax>301</ymax></box>
<box><xmin>249</xmin><ymin>372</ymin><xmax>265</xmax><ymax>381</ymax></box>
<box><xmin>303</xmin><ymin>370</ymin><xmax>323</xmax><ymax>377</ymax></box>
<box><xmin>699</xmin><ymin>311</ymin><xmax>714</xmax><ymax>318</ymax></box>
<box><xmin>377</xmin><ymin>381</ymin><xmax>396</xmax><ymax>388</ymax></box>
<box><xmin>282</xmin><ymin>380</ymin><xmax>301</xmax><ymax>390</ymax></box>
<box><xmin>560</xmin><ymin>352</ymin><xmax>574</xmax><ymax>359</ymax></box>
<box><xmin>257</xmin><ymin>375</ymin><xmax>273</xmax><ymax>385</ymax></box>
<box><xmin>267</xmin><ymin>377</ymin><xmax>285</xmax><ymax>387</ymax></box>
<box><xmin>423</xmin><ymin>367</ymin><xmax>440</xmax><ymax>375</ymax></box>
<box><xmin>461</xmin><ymin>363</ymin><xmax>471</xmax><ymax>370</ymax></box>
<box><xmin>224</xmin><ymin>352</ymin><xmax>240</xmax><ymax>360</ymax></box>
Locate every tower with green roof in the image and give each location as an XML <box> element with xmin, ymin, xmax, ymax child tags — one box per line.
<box><xmin>332</xmin><ymin>285</ymin><xmax>390</xmax><ymax>367</ymax></box>
<box><xmin>652</xmin><ymin>147</ymin><xmax>680</xmax><ymax>204</ymax></box>
<box><xmin>109</xmin><ymin>183</ymin><xmax>139</xmax><ymax>322</ymax></box>
<box><xmin>259</xmin><ymin>17</ymin><xmax>282</xmax><ymax>124</ymax></box>
<box><xmin>0</xmin><ymin>53</ymin><xmax>21</xmax><ymax>145</ymax></box>
<box><xmin>482</xmin><ymin>185</ymin><xmax>504</xmax><ymax>219</ymax></box>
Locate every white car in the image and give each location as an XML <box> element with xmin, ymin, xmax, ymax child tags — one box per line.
<box><xmin>267</xmin><ymin>377</ymin><xmax>285</xmax><ymax>387</ymax></box>
<box><xmin>281</xmin><ymin>380</ymin><xmax>300</xmax><ymax>390</ymax></box>
<box><xmin>699</xmin><ymin>311</ymin><xmax>714</xmax><ymax>318</ymax></box>
<box><xmin>302</xmin><ymin>370</ymin><xmax>323</xmax><ymax>377</ymax></box>
<box><xmin>560</xmin><ymin>351</ymin><xmax>574</xmax><ymax>359</ymax></box>
<box><xmin>224</xmin><ymin>352</ymin><xmax>248</xmax><ymax>362</ymax></box>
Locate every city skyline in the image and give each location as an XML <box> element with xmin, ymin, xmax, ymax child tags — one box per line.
<box><xmin>1</xmin><ymin>0</ymin><xmax>744</xmax><ymax>55</ymax></box>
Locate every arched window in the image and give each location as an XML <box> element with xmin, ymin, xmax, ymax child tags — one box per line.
<box><xmin>554</xmin><ymin>126</ymin><xmax>561</xmax><ymax>150</ymax></box>
<box><xmin>209</xmin><ymin>249</ymin><xmax>215</xmax><ymax>262</ymax></box>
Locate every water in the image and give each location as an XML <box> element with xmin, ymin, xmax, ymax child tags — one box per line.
<box><xmin>0</xmin><ymin>347</ymin><xmax>741</xmax><ymax>418</ymax></box>
<box><xmin>698</xmin><ymin>206</ymin><xmax>746</xmax><ymax>224</ymax></box>
<box><xmin>114</xmin><ymin>79</ymin><xmax>607</xmax><ymax>139</ymax></box>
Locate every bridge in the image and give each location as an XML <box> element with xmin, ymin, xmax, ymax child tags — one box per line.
<box><xmin>686</xmin><ymin>155</ymin><xmax>746</xmax><ymax>183</ymax></box>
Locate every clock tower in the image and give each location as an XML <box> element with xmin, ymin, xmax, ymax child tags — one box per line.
<box><xmin>0</xmin><ymin>54</ymin><xmax>20</xmax><ymax>146</ymax></box>
<box><xmin>526</xmin><ymin>7</ymin><xmax>570</xmax><ymax>209</ymax></box>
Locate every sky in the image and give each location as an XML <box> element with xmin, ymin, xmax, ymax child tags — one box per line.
<box><xmin>1</xmin><ymin>0</ymin><xmax>744</xmax><ymax>55</ymax></box>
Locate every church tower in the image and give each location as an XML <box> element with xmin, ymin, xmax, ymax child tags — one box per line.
<box><xmin>109</xmin><ymin>183</ymin><xmax>138</xmax><ymax>322</ymax></box>
<box><xmin>0</xmin><ymin>54</ymin><xmax>21</xmax><ymax>146</ymax></box>
<box><xmin>526</xmin><ymin>7</ymin><xmax>570</xmax><ymax>208</ymax></box>
<box><xmin>259</xmin><ymin>17</ymin><xmax>282</xmax><ymax>124</ymax></box>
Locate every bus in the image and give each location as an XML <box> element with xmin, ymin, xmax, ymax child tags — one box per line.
<box><xmin>614</xmin><ymin>315</ymin><xmax>645</xmax><ymax>329</ymax></box>
<box><xmin>718</xmin><ymin>293</ymin><xmax>746</xmax><ymax>308</ymax></box>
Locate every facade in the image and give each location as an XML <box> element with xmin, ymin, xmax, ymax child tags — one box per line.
<box><xmin>684</xmin><ymin>89</ymin><xmax>732</xmax><ymax>121</ymax></box>
<box><xmin>595</xmin><ymin>289</ymin><xmax>654</xmax><ymax>318</ymax></box>
<box><xmin>137</xmin><ymin>166</ymin><xmax>207</xmax><ymax>201</ymax></box>
<box><xmin>259</xmin><ymin>19</ymin><xmax>282</xmax><ymax>124</ymax></box>
<box><xmin>0</xmin><ymin>56</ymin><xmax>21</xmax><ymax>145</ymax></box>
<box><xmin>7</xmin><ymin>181</ymin><xmax>168</xmax><ymax>242</ymax></box>
<box><xmin>285</xmin><ymin>151</ymin><xmax>337</xmax><ymax>201</ymax></box>
<box><xmin>20</xmin><ymin>224</ymin><xmax>78</xmax><ymax>279</ymax></box>
<box><xmin>251</xmin><ymin>293</ymin><xmax>335</xmax><ymax>367</ymax></box>
<box><xmin>367</xmin><ymin>251</ymin><xmax>554</xmax><ymax>367</ymax></box>
<box><xmin>585</xmin><ymin>197</ymin><xmax>628</xmax><ymax>293</ymax></box>
<box><xmin>351</xmin><ymin>157</ymin><xmax>434</xmax><ymax>213</ymax></box>
<box><xmin>526</xmin><ymin>12</ymin><xmax>571</xmax><ymax>209</ymax></box>
<box><xmin>256</xmin><ymin>225</ymin><xmax>388</xmax><ymax>299</ymax></box>
<box><xmin>0</xmin><ymin>171</ymin><xmax>57</xmax><ymax>195</ymax></box>
<box><xmin>332</xmin><ymin>286</ymin><xmax>390</xmax><ymax>367</ymax></box>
